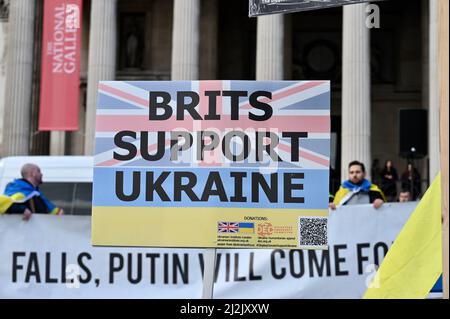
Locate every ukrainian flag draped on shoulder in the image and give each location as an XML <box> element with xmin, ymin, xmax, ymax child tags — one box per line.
<box><xmin>0</xmin><ymin>179</ymin><xmax>58</xmax><ymax>215</ymax></box>
<box><xmin>363</xmin><ymin>173</ymin><xmax>442</xmax><ymax>299</ymax></box>
<box><xmin>333</xmin><ymin>179</ymin><xmax>386</xmax><ymax>206</ymax></box>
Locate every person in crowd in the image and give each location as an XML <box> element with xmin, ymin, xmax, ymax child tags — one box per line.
<box><xmin>0</xmin><ymin>163</ymin><xmax>63</xmax><ymax>221</ymax></box>
<box><xmin>329</xmin><ymin>160</ymin><xmax>386</xmax><ymax>210</ymax></box>
<box><xmin>371</xmin><ymin>158</ymin><xmax>381</xmax><ymax>186</ymax></box>
<box><xmin>400</xmin><ymin>162</ymin><xmax>421</xmax><ymax>200</ymax></box>
<box><xmin>398</xmin><ymin>189</ymin><xmax>412</xmax><ymax>203</ymax></box>
<box><xmin>380</xmin><ymin>160</ymin><xmax>399</xmax><ymax>202</ymax></box>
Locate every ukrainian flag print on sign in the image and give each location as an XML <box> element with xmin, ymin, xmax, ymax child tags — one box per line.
<box><xmin>238</xmin><ymin>223</ymin><xmax>255</xmax><ymax>234</ymax></box>
<box><xmin>92</xmin><ymin>81</ymin><xmax>330</xmax><ymax>249</ymax></box>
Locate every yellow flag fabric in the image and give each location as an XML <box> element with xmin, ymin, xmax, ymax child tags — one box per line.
<box><xmin>364</xmin><ymin>173</ymin><xmax>442</xmax><ymax>299</ymax></box>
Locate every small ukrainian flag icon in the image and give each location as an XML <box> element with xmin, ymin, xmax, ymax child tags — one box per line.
<box><xmin>238</xmin><ymin>222</ymin><xmax>255</xmax><ymax>234</ymax></box>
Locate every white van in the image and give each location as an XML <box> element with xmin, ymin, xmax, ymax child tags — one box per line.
<box><xmin>0</xmin><ymin>156</ymin><xmax>93</xmax><ymax>215</ymax></box>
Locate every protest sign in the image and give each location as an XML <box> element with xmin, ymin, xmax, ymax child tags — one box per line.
<box><xmin>0</xmin><ymin>203</ymin><xmax>417</xmax><ymax>298</ymax></box>
<box><xmin>249</xmin><ymin>0</ymin><xmax>380</xmax><ymax>17</ymax></box>
<box><xmin>92</xmin><ymin>81</ymin><xmax>330</xmax><ymax>249</ymax></box>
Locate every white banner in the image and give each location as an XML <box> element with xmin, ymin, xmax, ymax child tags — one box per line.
<box><xmin>0</xmin><ymin>202</ymin><xmax>417</xmax><ymax>299</ymax></box>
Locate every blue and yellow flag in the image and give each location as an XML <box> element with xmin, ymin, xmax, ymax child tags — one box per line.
<box><xmin>364</xmin><ymin>174</ymin><xmax>442</xmax><ymax>299</ymax></box>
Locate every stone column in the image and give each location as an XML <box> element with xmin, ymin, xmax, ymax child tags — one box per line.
<box><xmin>84</xmin><ymin>0</ymin><xmax>117</xmax><ymax>155</ymax></box>
<box><xmin>283</xmin><ymin>14</ymin><xmax>292</xmax><ymax>80</ymax></box>
<box><xmin>69</xmin><ymin>95</ymin><xmax>86</xmax><ymax>155</ymax></box>
<box><xmin>341</xmin><ymin>4</ymin><xmax>371</xmax><ymax>180</ymax></box>
<box><xmin>3</xmin><ymin>0</ymin><xmax>35</xmax><ymax>155</ymax></box>
<box><xmin>256</xmin><ymin>14</ymin><xmax>284</xmax><ymax>80</ymax></box>
<box><xmin>171</xmin><ymin>0</ymin><xmax>200</xmax><ymax>80</ymax></box>
<box><xmin>50</xmin><ymin>131</ymin><xmax>65</xmax><ymax>155</ymax></box>
<box><xmin>428</xmin><ymin>0</ymin><xmax>440</xmax><ymax>180</ymax></box>
<box><xmin>0</xmin><ymin>0</ymin><xmax>9</xmax><ymax>156</ymax></box>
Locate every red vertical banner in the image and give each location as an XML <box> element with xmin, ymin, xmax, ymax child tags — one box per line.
<box><xmin>38</xmin><ymin>0</ymin><xmax>83</xmax><ymax>131</ymax></box>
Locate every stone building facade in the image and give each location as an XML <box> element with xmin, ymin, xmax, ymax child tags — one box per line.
<box><xmin>0</xmin><ymin>0</ymin><xmax>440</xmax><ymax>193</ymax></box>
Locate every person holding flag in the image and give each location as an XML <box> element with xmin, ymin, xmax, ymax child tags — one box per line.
<box><xmin>329</xmin><ymin>160</ymin><xmax>386</xmax><ymax>210</ymax></box>
<box><xmin>0</xmin><ymin>163</ymin><xmax>64</xmax><ymax>221</ymax></box>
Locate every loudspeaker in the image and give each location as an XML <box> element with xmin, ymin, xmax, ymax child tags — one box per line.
<box><xmin>399</xmin><ymin>109</ymin><xmax>428</xmax><ymax>159</ymax></box>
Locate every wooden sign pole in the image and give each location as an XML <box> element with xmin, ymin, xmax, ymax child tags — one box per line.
<box><xmin>438</xmin><ymin>0</ymin><xmax>449</xmax><ymax>300</ymax></box>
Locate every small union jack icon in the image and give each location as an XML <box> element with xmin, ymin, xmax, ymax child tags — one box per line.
<box><xmin>217</xmin><ymin>221</ymin><xmax>239</xmax><ymax>233</ymax></box>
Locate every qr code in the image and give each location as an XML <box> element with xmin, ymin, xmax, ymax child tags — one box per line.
<box><xmin>298</xmin><ymin>217</ymin><xmax>328</xmax><ymax>247</ymax></box>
